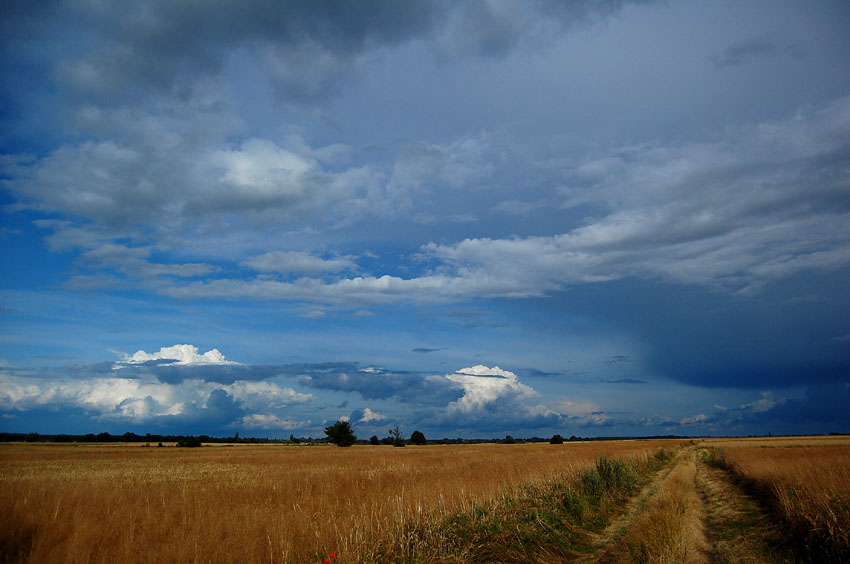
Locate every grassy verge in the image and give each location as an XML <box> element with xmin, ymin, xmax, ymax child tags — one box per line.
<box><xmin>352</xmin><ymin>448</ymin><xmax>676</xmax><ymax>563</ymax></box>
<box><xmin>706</xmin><ymin>447</ymin><xmax>850</xmax><ymax>563</ymax></box>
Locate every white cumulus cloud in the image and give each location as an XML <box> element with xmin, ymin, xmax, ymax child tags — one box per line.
<box><xmin>359</xmin><ymin>407</ymin><xmax>386</xmax><ymax>423</ymax></box>
<box><xmin>120</xmin><ymin>344</ymin><xmax>238</xmax><ymax>366</ymax></box>
<box><xmin>445</xmin><ymin>365</ymin><xmax>536</xmax><ymax>414</ymax></box>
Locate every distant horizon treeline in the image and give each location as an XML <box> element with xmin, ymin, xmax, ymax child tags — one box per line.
<box><xmin>5</xmin><ymin>431</ymin><xmax>842</xmax><ymax>445</ymax></box>
<box><xmin>0</xmin><ymin>431</ymin><xmax>604</xmax><ymax>445</ymax></box>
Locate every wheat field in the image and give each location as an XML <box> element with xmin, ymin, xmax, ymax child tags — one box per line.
<box><xmin>703</xmin><ymin>435</ymin><xmax>850</xmax><ymax>559</ymax></box>
<box><xmin>4</xmin><ymin>437</ymin><xmax>847</xmax><ymax>563</ymax></box>
<box><xmin>0</xmin><ymin>440</ymin><xmax>676</xmax><ymax>564</ymax></box>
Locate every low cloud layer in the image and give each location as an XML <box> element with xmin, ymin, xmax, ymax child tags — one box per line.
<box><xmin>0</xmin><ymin>348</ymin><xmax>575</xmax><ymax>436</ymax></box>
<box><xmin>1</xmin><ymin>342</ymin><xmax>847</xmax><ymax>437</ymax></box>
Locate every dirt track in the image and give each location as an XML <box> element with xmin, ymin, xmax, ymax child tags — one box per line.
<box><xmin>573</xmin><ymin>445</ymin><xmax>794</xmax><ymax>564</ymax></box>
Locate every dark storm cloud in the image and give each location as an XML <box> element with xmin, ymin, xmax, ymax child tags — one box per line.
<box><xmin>563</xmin><ymin>270</ymin><xmax>850</xmax><ymax>390</ymax></box>
<box><xmin>23</xmin><ymin>0</ymin><xmax>439</xmax><ymax>105</ymax></box>
<box><xmin>761</xmin><ymin>383</ymin><xmax>850</xmax><ymax>428</ymax></box>
<box><xmin>1</xmin><ymin>0</ymin><xmax>643</xmax><ymax>108</ymax></box>
<box><xmin>670</xmin><ymin>383</ymin><xmax>850</xmax><ymax>435</ymax></box>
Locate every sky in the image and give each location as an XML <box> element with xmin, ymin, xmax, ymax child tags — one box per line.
<box><xmin>1</xmin><ymin>0</ymin><xmax>849</xmax><ymax>440</ymax></box>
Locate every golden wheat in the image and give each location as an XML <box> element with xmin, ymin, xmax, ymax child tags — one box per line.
<box><xmin>703</xmin><ymin>436</ymin><xmax>850</xmax><ymax>559</ymax></box>
<box><xmin>0</xmin><ymin>440</ymin><xmax>677</xmax><ymax>564</ymax></box>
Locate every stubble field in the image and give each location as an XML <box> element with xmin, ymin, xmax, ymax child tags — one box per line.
<box><xmin>1</xmin><ymin>436</ymin><xmax>847</xmax><ymax>563</ymax></box>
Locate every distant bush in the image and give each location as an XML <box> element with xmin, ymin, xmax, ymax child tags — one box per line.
<box><xmin>177</xmin><ymin>437</ymin><xmax>202</xmax><ymax>448</ymax></box>
<box><xmin>410</xmin><ymin>430</ymin><xmax>427</xmax><ymax>445</ymax></box>
<box><xmin>549</xmin><ymin>434</ymin><xmax>564</xmax><ymax>444</ymax></box>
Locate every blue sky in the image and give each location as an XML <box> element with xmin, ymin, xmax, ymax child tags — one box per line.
<box><xmin>1</xmin><ymin>0</ymin><xmax>849</xmax><ymax>439</ymax></box>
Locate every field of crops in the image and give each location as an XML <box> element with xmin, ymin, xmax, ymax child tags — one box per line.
<box><xmin>702</xmin><ymin>435</ymin><xmax>850</xmax><ymax>562</ymax></box>
<box><xmin>0</xmin><ymin>440</ymin><xmax>676</xmax><ymax>563</ymax></box>
<box><xmin>1</xmin><ymin>436</ymin><xmax>847</xmax><ymax>563</ymax></box>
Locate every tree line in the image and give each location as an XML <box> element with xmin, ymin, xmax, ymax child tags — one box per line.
<box><xmin>322</xmin><ymin>421</ymin><xmax>612</xmax><ymax>447</ymax></box>
<box><xmin>1</xmin><ymin>430</ymin><xmax>692</xmax><ymax>446</ymax></box>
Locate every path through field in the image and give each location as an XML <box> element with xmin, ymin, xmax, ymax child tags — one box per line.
<box><xmin>573</xmin><ymin>445</ymin><xmax>794</xmax><ymax>564</ymax></box>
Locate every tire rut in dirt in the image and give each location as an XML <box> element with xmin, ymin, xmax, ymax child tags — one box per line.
<box><xmin>584</xmin><ymin>448</ymin><xmax>710</xmax><ymax>564</ymax></box>
<box><xmin>694</xmin><ymin>449</ymin><xmax>795</xmax><ymax>564</ymax></box>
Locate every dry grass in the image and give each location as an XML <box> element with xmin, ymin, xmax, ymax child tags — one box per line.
<box><xmin>381</xmin><ymin>450</ymin><xmax>676</xmax><ymax>563</ymax></box>
<box><xmin>703</xmin><ymin>436</ymin><xmax>850</xmax><ymax>562</ymax></box>
<box><xmin>0</xmin><ymin>440</ymin><xmax>679</xmax><ymax>564</ymax></box>
<box><xmin>609</xmin><ymin>451</ymin><xmax>709</xmax><ymax>564</ymax></box>
<box><xmin>701</xmin><ymin>435</ymin><xmax>850</xmax><ymax>449</ymax></box>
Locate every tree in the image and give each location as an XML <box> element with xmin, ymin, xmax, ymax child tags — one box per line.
<box><xmin>549</xmin><ymin>434</ymin><xmax>564</xmax><ymax>445</ymax></box>
<box><xmin>369</xmin><ymin>435</ymin><xmax>380</xmax><ymax>445</ymax></box>
<box><xmin>388</xmin><ymin>425</ymin><xmax>405</xmax><ymax>447</ymax></box>
<box><xmin>325</xmin><ymin>420</ymin><xmax>356</xmax><ymax>447</ymax></box>
<box><xmin>410</xmin><ymin>430</ymin><xmax>427</xmax><ymax>445</ymax></box>
<box><xmin>504</xmin><ymin>435</ymin><xmax>516</xmax><ymax>444</ymax></box>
